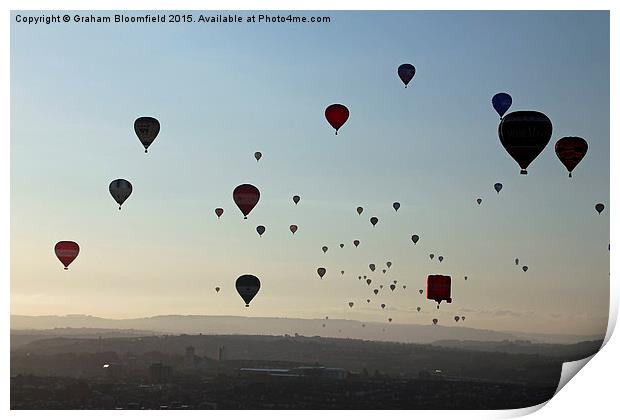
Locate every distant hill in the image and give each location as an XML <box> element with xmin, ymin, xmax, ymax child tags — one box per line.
<box><xmin>10</xmin><ymin>327</ymin><xmax>159</xmax><ymax>349</ymax></box>
<box><xmin>10</xmin><ymin>314</ymin><xmax>603</xmax><ymax>345</ymax></box>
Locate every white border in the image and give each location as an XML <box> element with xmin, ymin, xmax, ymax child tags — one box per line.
<box><xmin>2</xmin><ymin>1</ymin><xmax>616</xmax><ymax>419</ymax></box>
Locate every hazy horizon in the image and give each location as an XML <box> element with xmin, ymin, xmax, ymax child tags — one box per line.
<box><xmin>11</xmin><ymin>11</ymin><xmax>610</xmax><ymax>338</ymax></box>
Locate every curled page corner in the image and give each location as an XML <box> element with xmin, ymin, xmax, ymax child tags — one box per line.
<box><xmin>554</xmin><ymin>354</ymin><xmax>595</xmax><ymax>396</ymax></box>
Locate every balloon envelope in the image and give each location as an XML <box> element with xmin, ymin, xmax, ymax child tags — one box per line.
<box><xmin>322</xmin><ymin>246</ymin><xmax>328</xmax><ymax>253</ymax></box>
<box><xmin>293</xmin><ymin>195</ymin><xmax>300</xmax><ymax>204</ymax></box>
<box><xmin>393</xmin><ymin>202</ymin><xmax>401</xmax><ymax>212</ymax></box>
<box><xmin>432</xmin><ymin>319</ymin><xmax>438</xmax><ymax>325</ymax></box>
<box><xmin>348</xmin><ymin>302</ymin><xmax>354</xmax><ymax>308</ymax></box>
<box><xmin>290</xmin><ymin>224</ymin><xmax>298</xmax><ymax>234</ymax></box>
<box><xmin>215</xmin><ymin>208</ymin><xmax>224</xmax><ymax>218</ymax></box>
<box><xmin>54</xmin><ymin>241</ymin><xmax>79</xmax><ymax>269</ymax></box>
<box><xmin>109</xmin><ymin>179</ymin><xmax>133</xmax><ymax>209</ymax></box>
<box><xmin>254</xmin><ymin>151</ymin><xmax>262</xmax><ymax>161</ymax></box>
<box><xmin>325</xmin><ymin>104</ymin><xmax>349</xmax><ymax>134</ymax></box>
<box><xmin>595</xmin><ymin>203</ymin><xmax>605</xmax><ymax>214</ymax></box>
<box><xmin>215</xmin><ymin>287</ymin><xmax>220</xmax><ymax>293</ymax></box>
<box><xmin>522</xmin><ymin>266</ymin><xmax>529</xmax><ymax>272</ymax></box>
<box><xmin>477</xmin><ymin>198</ymin><xmax>482</xmax><ymax>205</ymax></box>
<box><xmin>233</xmin><ymin>184</ymin><xmax>260</xmax><ymax>218</ymax></box>
<box><xmin>386</xmin><ymin>261</ymin><xmax>392</xmax><ymax>268</ymax></box>
<box><xmin>236</xmin><ymin>274</ymin><xmax>260</xmax><ymax>307</ymax></box>
<box><xmin>492</xmin><ymin>93</ymin><xmax>512</xmax><ymax>117</ymax></box>
<box><xmin>411</xmin><ymin>234</ymin><xmax>420</xmax><ymax>244</ymax></box>
<box><xmin>494</xmin><ymin>183</ymin><xmax>503</xmax><ymax>194</ymax></box>
<box><xmin>256</xmin><ymin>225</ymin><xmax>266</xmax><ymax>236</ymax></box>
<box><xmin>369</xmin><ymin>264</ymin><xmax>375</xmax><ymax>271</ymax></box>
<box><xmin>427</xmin><ymin>275</ymin><xmax>452</xmax><ymax>306</ymax></box>
<box><xmin>317</xmin><ymin>267</ymin><xmax>326</xmax><ymax>278</ymax></box>
<box><xmin>370</xmin><ymin>217</ymin><xmax>378</xmax><ymax>226</ymax></box>
<box><xmin>353</xmin><ymin>240</ymin><xmax>360</xmax><ymax>247</ymax></box>
<box><xmin>555</xmin><ymin>137</ymin><xmax>588</xmax><ymax>177</ymax></box>
<box><xmin>397</xmin><ymin>64</ymin><xmax>416</xmax><ymax>87</ymax></box>
<box><xmin>134</xmin><ymin>117</ymin><xmax>160</xmax><ymax>152</ymax></box>
<box><xmin>356</xmin><ymin>206</ymin><xmax>363</xmax><ymax>215</ymax></box>
<box><xmin>498</xmin><ymin>111</ymin><xmax>553</xmax><ymax>174</ymax></box>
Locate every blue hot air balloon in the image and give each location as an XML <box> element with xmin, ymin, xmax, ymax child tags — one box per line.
<box><xmin>492</xmin><ymin>93</ymin><xmax>512</xmax><ymax>118</ymax></box>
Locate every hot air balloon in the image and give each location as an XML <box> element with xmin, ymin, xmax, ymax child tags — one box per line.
<box><xmin>235</xmin><ymin>274</ymin><xmax>260</xmax><ymax>307</ymax></box>
<box><xmin>595</xmin><ymin>203</ymin><xmax>605</xmax><ymax>215</ymax></box>
<box><xmin>370</xmin><ymin>217</ymin><xmax>378</xmax><ymax>227</ymax></box>
<box><xmin>429</xmin><ymin>254</ymin><xmax>435</xmax><ymax>260</ymax></box>
<box><xmin>366</xmin><ymin>279</ymin><xmax>372</xmax><ymax>285</ymax></box>
<box><xmin>254</xmin><ymin>151</ymin><xmax>262</xmax><ymax>162</ymax></box>
<box><xmin>390</xmin><ymin>284</ymin><xmax>396</xmax><ymax>291</ymax></box>
<box><xmin>555</xmin><ymin>137</ymin><xmax>588</xmax><ymax>178</ymax></box>
<box><xmin>366</xmin><ymin>299</ymin><xmax>371</xmax><ymax>303</ymax></box>
<box><xmin>397</xmin><ymin>64</ymin><xmax>416</xmax><ymax>88</ymax></box>
<box><xmin>419</xmin><ymin>289</ymin><xmax>423</xmax><ymax>295</ymax></box>
<box><xmin>373</xmin><ymin>289</ymin><xmax>379</xmax><ymax>295</ymax></box>
<box><xmin>317</xmin><ymin>267</ymin><xmax>326</xmax><ymax>279</ymax></box>
<box><xmin>393</xmin><ymin>202</ymin><xmax>401</xmax><ymax>212</ymax></box>
<box><xmin>515</xmin><ymin>258</ymin><xmax>519</xmax><ymax>265</ymax></box>
<box><xmin>388</xmin><ymin>318</ymin><xmax>392</xmax><ymax>323</ymax></box>
<box><xmin>348</xmin><ymin>302</ymin><xmax>354</xmax><ymax>308</ymax></box>
<box><xmin>477</xmin><ymin>198</ymin><xmax>482</xmax><ymax>205</ymax></box>
<box><xmin>363</xmin><ymin>275</ymin><xmax>367</xmax><ymax>279</ymax></box>
<box><xmin>326</xmin><ymin>316</ymin><xmax>329</xmax><ymax>320</ymax></box>
<box><xmin>432</xmin><ymin>318</ymin><xmax>438</xmax><ymax>325</ymax></box>
<box><xmin>356</xmin><ymin>206</ymin><xmax>364</xmax><ymax>215</ymax></box>
<box><xmin>494</xmin><ymin>183</ymin><xmax>503</xmax><ymax>194</ymax></box>
<box><xmin>353</xmin><ymin>240</ymin><xmax>360</xmax><ymax>248</ymax></box>
<box><xmin>109</xmin><ymin>179</ymin><xmax>132</xmax><ymax>210</ymax></box>
<box><xmin>386</xmin><ymin>261</ymin><xmax>392</xmax><ymax>268</ymax></box>
<box><xmin>438</xmin><ymin>256</ymin><xmax>444</xmax><ymax>262</ymax></box>
<box><xmin>322</xmin><ymin>324</ymin><xmax>326</xmax><ymax>328</ymax></box>
<box><xmin>369</xmin><ymin>264</ymin><xmax>376</xmax><ymax>272</ymax></box>
<box><xmin>293</xmin><ymin>195</ymin><xmax>300</xmax><ymax>205</ymax></box>
<box><xmin>393</xmin><ymin>280</ymin><xmax>397</xmax><ymax>284</ymax></box>
<box><xmin>417</xmin><ymin>307</ymin><xmax>421</xmax><ymax>312</ymax></box>
<box><xmin>382</xmin><ymin>269</ymin><xmax>387</xmax><ymax>274</ymax></box>
<box><xmin>464</xmin><ymin>276</ymin><xmax>468</xmax><ymax>281</ymax></box>
<box><xmin>461</xmin><ymin>316</ymin><xmax>466</xmax><ymax>321</ymax></box>
<box><xmin>134</xmin><ymin>117</ymin><xmax>160</xmax><ymax>153</ymax></box>
<box><xmin>290</xmin><ymin>225</ymin><xmax>298</xmax><ymax>234</ymax></box>
<box><xmin>362</xmin><ymin>323</ymin><xmax>366</xmax><ymax>327</ymax></box>
<box><xmin>358</xmin><ymin>276</ymin><xmax>362</xmax><ymax>280</ymax></box>
<box><xmin>491</xmin><ymin>93</ymin><xmax>512</xmax><ymax>118</ymax></box>
<box><xmin>379</xmin><ymin>285</ymin><xmax>384</xmax><ymax>289</ymax></box>
<box><xmin>522</xmin><ymin>266</ymin><xmax>529</xmax><ymax>272</ymax></box>
<box><xmin>411</xmin><ymin>235</ymin><xmax>419</xmax><ymax>244</ymax></box>
<box><xmin>325</xmin><ymin>104</ymin><xmax>349</xmax><ymax>135</ymax></box>
<box><xmin>498</xmin><ymin>111</ymin><xmax>553</xmax><ymax>175</ymax></box>
<box><xmin>256</xmin><ymin>225</ymin><xmax>266</xmax><ymax>237</ymax></box>
<box><xmin>215</xmin><ymin>287</ymin><xmax>220</xmax><ymax>293</ymax></box>
<box><xmin>54</xmin><ymin>241</ymin><xmax>79</xmax><ymax>270</ymax></box>
<box><xmin>215</xmin><ymin>208</ymin><xmax>224</xmax><ymax>218</ymax></box>
<box><xmin>381</xmin><ymin>304</ymin><xmax>386</xmax><ymax>309</ymax></box>
<box><xmin>403</xmin><ymin>285</ymin><xmax>407</xmax><ymax>290</ymax></box>
<box><xmin>233</xmin><ymin>184</ymin><xmax>260</xmax><ymax>219</ymax></box>
<box><xmin>427</xmin><ymin>275</ymin><xmax>452</xmax><ymax>307</ymax></box>
<box><xmin>322</xmin><ymin>246</ymin><xmax>328</xmax><ymax>253</ymax></box>
<box><xmin>340</xmin><ymin>243</ymin><xmax>344</xmax><ymax>248</ymax></box>
<box><xmin>454</xmin><ymin>316</ymin><xmax>460</xmax><ymax>322</ymax></box>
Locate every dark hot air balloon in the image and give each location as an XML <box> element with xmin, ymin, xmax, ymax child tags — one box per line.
<box><xmin>555</xmin><ymin>137</ymin><xmax>588</xmax><ymax>177</ymax></box>
<box><xmin>382</xmin><ymin>269</ymin><xmax>387</xmax><ymax>274</ymax></box>
<box><xmin>293</xmin><ymin>195</ymin><xmax>300</xmax><ymax>205</ymax></box>
<box><xmin>393</xmin><ymin>202</ymin><xmax>401</xmax><ymax>212</ymax></box>
<box><xmin>109</xmin><ymin>179</ymin><xmax>132</xmax><ymax>210</ymax></box>
<box><xmin>416</xmin><ymin>307</ymin><xmax>421</xmax><ymax>312</ymax></box>
<box><xmin>498</xmin><ymin>111</ymin><xmax>553</xmax><ymax>175</ymax></box>
<box><xmin>595</xmin><ymin>203</ymin><xmax>605</xmax><ymax>215</ymax></box>
<box><xmin>235</xmin><ymin>274</ymin><xmax>260</xmax><ymax>307</ymax></box>
<box><xmin>322</xmin><ymin>246</ymin><xmax>328</xmax><ymax>253</ymax></box>
<box><xmin>390</xmin><ymin>284</ymin><xmax>396</xmax><ymax>291</ymax></box>
<box><xmin>290</xmin><ymin>225</ymin><xmax>298</xmax><ymax>234</ymax></box>
<box><xmin>432</xmin><ymin>318</ymin><xmax>438</xmax><ymax>325</ymax></box>
<box><xmin>429</xmin><ymin>254</ymin><xmax>435</xmax><ymax>260</ymax></box>
<box><xmin>233</xmin><ymin>184</ymin><xmax>260</xmax><ymax>219</ymax></box>
<box><xmin>340</xmin><ymin>243</ymin><xmax>344</xmax><ymax>248</ymax></box>
<box><xmin>215</xmin><ymin>287</ymin><xmax>220</xmax><ymax>293</ymax></box>
<box><xmin>134</xmin><ymin>117</ymin><xmax>160</xmax><ymax>153</ymax></box>
<box><xmin>438</xmin><ymin>256</ymin><xmax>444</xmax><ymax>262</ymax></box>
<box><xmin>419</xmin><ymin>289</ymin><xmax>423</xmax><ymax>295</ymax></box>
<box><xmin>348</xmin><ymin>302</ymin><xmax>354</xmax><ymax>308</ymax></box>
<box><xmin>397</xmin><ymin>64</ymin><xmax>416</xmax><ymax>87</ymax></box>
<box><xmin>522</xmin><ymin>266</ymin><xmax>529</xmax><ymax>272</ymax></box>
<box><xmin>254</xmin><ymin>151</ymin><xmax>262</xmax><ymax>162</ymax></box>
<box><xmin>492</xmin><ymin>93</ymin><xmax>512</xmax><ymax>118</ymax></box>
<box><xmin>325</xmin><ymin>104</ymin><xmax>349</xmax><ymax>135</ymax></box>
<box><xmin>411</xmin><ymin>234</ymin><xmax>419</xmax><ymax>244</ymax></box>
<box><xmin>215</xmin><ymin>208</ymin><xmax>224</xmax><ymax>218</ymax></box>
<box><xmin>353</xmin><ymin>240</ymin><xmax>360</xmax><ymax>248</ymax></box>
<box><xmin>356</xmin><ymin>206</ymin><xmax>363</xmax><ymax>215</ymax></box>
<box><xmin>388</xmin><ymin>318</ymin><xmax>392</xmax><ymax>323</ymax></box>
<box><xmin>54</xmin><ymin>241</ymin><xmax>79</xmax><ymax>270</ymax></box>
<box><xmin>494</xmin><ymin>183</ymin><xmax>503</xmax><ymax>194</ymax></box>
<box><xmin>381</xmin><ymin>303</ymin><xmax>386</xmax><ymax>309</ymax></box>
<box><xmin>366</xmin><ymin>279</ymin><xmax>372</xmax><ymax>285</ymax></box>
<box><xmin>427</xmin><ymin>275</ymin><xmax>452</xmax><ymax>307</ymax></box>
<box><xmin>515</xmin><ymin>258</ymin><xmax>519</xmax><ymax>265</ymax></box>
<box><xmin>369</xmin><ymin>264</ymin><xmax>376</xmax><ymax>272</ymax></box>
<box><xmin>370</xmin><ymin>217</ymin><xmax>378</xmax><ymax>227</ymax></box>
<box><xmin>477</xmin><ymin>198</ymin><xmax>482</xmax><ymax>205</ymax></box>
<box><xmin>373</xmin><ymin>289</ymin><xmax>379</xmax><ymax>295</ymax></box>
<box><xmin>386</xmin><ymin>261</ymin><xmax>392</xmax><ymax>268</ymax></box>
<box><xmin>317</xmin><ymin>267</ymin><xmax>326</xmax><ymax>279</ymax></box>
<box><xmin>454</xmin><ymin>316</ymin><xmax>460</xmax><ymax>322</ymax></box>
<box><xmin>256</xmin><ymin>225</ymin><xmax>265</xmax><ymax>237</ymax></box>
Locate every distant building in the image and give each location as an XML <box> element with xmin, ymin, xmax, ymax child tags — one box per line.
<box><xmin>149</xmin><ymin>363</ymin><xmax>173</xmax><ymax>383</ymax></box>
<box><xmin>239</xmin><ymin>366</ymin><xmax>348</xmax><ymax>380</ymax></box>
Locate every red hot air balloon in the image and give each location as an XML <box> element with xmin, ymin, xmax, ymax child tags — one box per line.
<box><xmin>325</xmin><ymin>104</ymin><xmax>349</xmax><ymax>135</ymax></box>
<box><xmin>427</xmin><ymin>275</ymin><xmax>452</xmax><ymax>308</ymax></box>
<box><xmin>55</xmin><ymin>241</ymin><xmax>80</xmax><ymax>270</ymax></box>
<box><xmin>290</xmin><ymin>224</ymin><xmax>298</xmax><ymax>235</ymax></box>
<box><xmin>498</xmin><ymin>111</ymin><xmax>553</xmax><ymax>175</ymax></box>
<box><xmin>215</xmin><ymin>208</ymin><xmax>224</xmax><ymax>218</ymax></box>
<box><xmin>555</xmin><ymin>137</ymin><xmax>588</xmax><ymax>177</ymax></box>
<box><xmin>233</xmin><ymin>184</ymin><xmax>260</xmax><ymax>219</ymax></box>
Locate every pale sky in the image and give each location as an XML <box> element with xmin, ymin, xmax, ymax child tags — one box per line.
<box><xmin>11</xmin><ymin>11</ymin><xmax>609</xmax><ymax>336</ymax></box>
